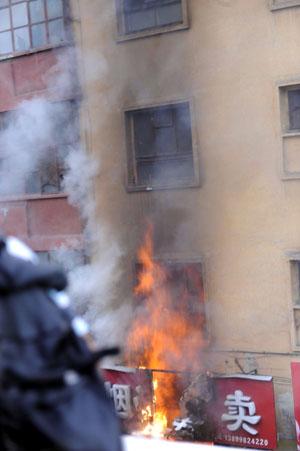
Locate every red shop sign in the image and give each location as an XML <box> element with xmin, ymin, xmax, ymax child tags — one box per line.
<box><xmin>212</xmin><ymin>374</ymin><xmax>277</xmax><ymax>449</ymax></box>
<box><xmin>291</xmin><ymin>362</ymin><xmax>300</xmax><ymax>450</ymax></box>
<box><xmin>102</xmin><ymin>367</ymin><xmax>152</xmax><ymax>425</ymax></box>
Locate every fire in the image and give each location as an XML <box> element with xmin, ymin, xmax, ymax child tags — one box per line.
<box><xmin>126</xmin><ymin>224</ymin><xmax>206</xmax><ymax>437</ymax></box>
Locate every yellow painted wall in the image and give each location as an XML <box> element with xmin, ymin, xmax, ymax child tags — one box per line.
<box><xmin>72</xmin><ymin>0</ymin><xmax>300</xmax><ymax>439</ymax></box>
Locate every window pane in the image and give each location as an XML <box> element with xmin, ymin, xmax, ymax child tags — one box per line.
<box><xmin>30</xmin><ymin>0</ymin><xmax>45</xmax><ymax>23</ymax></box>
<box><xmin>14</xmin><ymin>26</ymin><xmax>30</xmax><ymax>51</ymax></box>
<box><xmin>0</xmin><ymin>0</ymin><xmax>9</xmax><ymax>7</ymax></box>
<box><xmin>32</xmin><ymin>22</ymin><xmax>46</xmax><ymax>47</ymax></box>
<box><xmin>25</xmin><ymin>171</ymin><xmax>42</xmax><ymax>194</ymax></box>
<box><xmin>12</xmin><ymin>3</ymin><xmax>28</xmax><ymax>28</ymax></box>
<box><xmin>125</xmin><ymin>10</ymin><xmax>156</xmax><ymax>33</ymax></box>
<box><xmin>288</xmin><ymin>90</ymin><xmax>300</xmax><ymax>130</ymax></box>
<box><xmin>154</xmin><ymin>127</ymin><xmax>177</xmax><ymax>155</ymax></box>
<box><xmin>0</xmin><ymin>30</ymin><xmax>12</xmax><ymax>54</ymax></box>
<box><xmin>48</xmin><ymin>18</ymin><xmax>65</xmax><ymax>43</ymax></box>
<box><xmin>134</xmin><ymin>112</ymin><xmax>155</xmax><ymax>157</ymax></box>
<box><xmin>46</xmin><ymin>0</ymin><xmax>63</xmax><ymax>19</ymax></box>
<box><xmin>0</xmin><ymin>8</ymin><xmax>10</xmax><ymax>32</ymax></box>
<box><xmin>157</xmin><ymin>3</ymin><xmax>182</xmax><ymax>26</ymax></box>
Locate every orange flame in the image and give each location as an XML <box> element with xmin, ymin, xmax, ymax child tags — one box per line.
<box><xmin>126</xmin><ymin>224</ymin><xmax>206</xmax><ymax>436</ymax></box>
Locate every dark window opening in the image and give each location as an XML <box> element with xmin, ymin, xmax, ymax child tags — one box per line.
<box><xmin>0</xmin><ymin>0</ymin><xmax>70</xmax><ymax>57</ymax></box>
<box><xmin>126</xmin><ymin>102</ymin><xmax>196</xmax><ymax>190</ymax></box>
<box><xmin>0</xmin><ymin>99</ymin><xmax>79</xmax><ymax>196</ymax></box>
<box><xmin>122</xmin><ymin>0</ymin><xmax>183</xmax><ymax>34</ymax></box>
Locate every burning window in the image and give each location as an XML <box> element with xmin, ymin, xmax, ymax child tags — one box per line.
<box><xmin>0</xmin><ymin>0</ymin><xmax>70</xmax><ymax>57</ymax></box>
<box><xmin>116</xmin><ymin>0</ymin><xmax>188</xmax><ymax>40</ymax></box>
<box><xmin>125</xmin><ymin>101</ymin><xmax>199</xmax><ymax>190</ymax></box>
<box><xmin>125</xmin><ymin>225</ymin><xmax>208</xmax><ymax>436</ymax></box>
<box><xmin>0</xmin><ymin>100</ymin><xmax>79</xmax><ymax>196</ymax></box>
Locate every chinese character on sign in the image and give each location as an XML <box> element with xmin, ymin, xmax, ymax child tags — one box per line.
<box><xmin>221</xmin><ymin>389</ymin><xmax>261</xmax><ymax>435</ymax></box>
<box><xmin>105</xmin><ymin>382</ymin><xmax>133</xmax><ymax>419</ymax></box>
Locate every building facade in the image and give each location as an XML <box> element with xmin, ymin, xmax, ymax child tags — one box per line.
<box><xmin>72</xmin><ymin>0</ymin><xmax>300</xmax><ymax>442</ymax></box>
<box><xmin>1</xmin><ymin>0</ymin><xmax>300</xmax><ymax>444</ymax></box>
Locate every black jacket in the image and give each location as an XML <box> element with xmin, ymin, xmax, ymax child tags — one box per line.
<box><xmin>0</xmin><ymin>237</ymin><xmax>122</xmax><ymax>451</ymax></box>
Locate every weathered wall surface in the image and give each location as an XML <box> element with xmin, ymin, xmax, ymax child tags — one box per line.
<box><xmin>74</xmin><ymin>0</ymin><xmax>300</xmax><ymax>439</ymax></box>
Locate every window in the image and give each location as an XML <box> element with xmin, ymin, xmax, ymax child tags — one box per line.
<box><xmin>116</xmin><ymin>0</ymin><xmax>188</xmax><ymax>41</ymax></box>
<box><xmin>0</xmin><ymin>0</ymin><xmax>69</xmax><ymax>57</ymax></box>
<box><xmin>278</xmin><ymin>84</ymin><xmax>300</xmax><ymax>178</ymax></box>
<box><xmin>288</xmin><ymin>89</ymin><xmax>300</xmax><ymax>130</ymax></box>
<box><xmin>290</xmin><ymin>259</ymin><xmax>300</xmax><ymax>349</ymax></box>
<box><xmin>271</xmin><ymin>0</ymin><xmax>300</xmax><ymax>10</ymax></box>
<box><xmin>130</xmin><ymin>259</ymin><xmax>208</xmax><ymax>365</ymax></box>
<box><xmin>125</xmin><ymin>101</ymin><xmax>198</xmax><ymax>191</ymax></box>
<box><xmin>0</xmin><ymin>100</ymin><xmax>79</xmax><ymax>196</ymax></box>
<box><xmin>37</xmin><ymin>248</ymin><xmax>87</xmax><ymax>272</ymax></box>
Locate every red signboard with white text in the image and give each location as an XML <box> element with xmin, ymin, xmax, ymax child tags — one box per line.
<box><xmin>291</xmin><ymin>362</ymin><xmax>300</xmax><ymax>450</ymax></box>
<box><xmin>212</xmin><ymin>375</ymin><xmax>277</xmax><ymax>449</ymax></box>
<box><xmin>102</xmin><ymin>367</ymin><xmax>152</xmax><ymax>431</ymax></box>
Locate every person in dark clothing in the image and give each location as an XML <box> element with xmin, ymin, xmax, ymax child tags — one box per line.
<box><xmin>0</xmin><ymin>236</ymin><xmax>122</xmax><ymax>451</ymax></box>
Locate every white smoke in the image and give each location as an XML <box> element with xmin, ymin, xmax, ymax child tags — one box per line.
<box><xmin>0</xmin><ymin>44</ymin><xmax>129</xmax><ymax>351</ymax></box>
<box><xmin>0</xmin><ymin>98</ymin><xmax>66</xmax><ymax>195</ymax></box>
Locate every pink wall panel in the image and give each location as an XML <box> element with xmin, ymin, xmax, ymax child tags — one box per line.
<box><xmin>12</xmin><ymin>54</ymin><xmax>46</xmax><ymax>96</ymax></box>
<box><xmin>27</xmin><ymin>197</ymin><xmax>83</xmax><ymax>237</ymax></box>
<box><xmin>0</xmin><ymin>202</ymin><xmax>28</xmax><ymax>237</ymax></box>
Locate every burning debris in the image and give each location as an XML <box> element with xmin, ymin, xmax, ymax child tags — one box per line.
<box><xmin>124</xmin><ymin>224</ymin><xmax>208</xmax><ymax>440</ymax></box>
<box><xmin>170</xmin><ymin>373</ymin><xmax>216</xmax><ymax>442</ymax></box>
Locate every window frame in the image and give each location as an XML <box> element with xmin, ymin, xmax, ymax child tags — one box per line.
<box><xmin>278</xmin><ymin>81</ymin><xmax>300</xmax><ymax>180</ymax></box>
<box><xmin>115</xmin><ymin>0</ymin><xmax>189</xmax><ymax>42</ymax></box>
<box><xmin>0</xmin><ymin>0</ymin><xmax>72</xmax><ymax>61</ymax></box>
<box><xmin>124</xmin><ymin>99</ymin><xmax>200</xmax><ymax>192</ymax></box>
<box><xmin>289</xmin><ymin>257</ymin><xmax>300</xmax><ymax>351</ymax></box>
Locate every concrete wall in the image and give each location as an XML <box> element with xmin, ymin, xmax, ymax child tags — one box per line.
<box><xmin>74</xmin><ymin>0</ymin><xmax>300</xmax><ymax>439</ymax></box>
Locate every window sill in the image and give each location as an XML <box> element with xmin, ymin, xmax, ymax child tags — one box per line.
<box><xmin>281</xmin><ymin>172</ymin><xmax>300</xmax><ymax>180</ymax></box>
<box><xmin>116</xmin><ymin>21</ymin><xmax>189</xmax><ymax>43</ymax></box>
<box><xmin>0</xmin><ymin>193</ymin><xmax>68</xmax><ymax>203</ymax></box>
<box><xmin>0</xmin><ymin>41</ymin><xmax>73</xmax><ymax>62</ymax></box>
<box><xmin>282</xmin><ymin>131</ymin><xmax>300</xmax><ymax>138</ymax></box>
<box><xmin>270</xmin><ymin>0</ymin><xmax>300</xmax><ymax>10</ymax></box>
<box><xmin>126</xmin><ymin>179</ymin><xmax>200</xmax><ymax>193</ymax></box>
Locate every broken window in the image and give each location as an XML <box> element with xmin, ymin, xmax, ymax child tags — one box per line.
<box><xmin>129</xmin><ymin>259</ymin><xmax>208</xmax><ymax>372</ymax></box>
<box><xmin>116</xmin><ymin>0</ymin><xmax>188</xmax><ymax>39</ymax></box>
<box><xmin>0</xmin><ymin>100</ymin><xmax>79</xmax><ymax>196</ymax></box>
<box><xmin>125</xmin><ymin>101</ymin><xmax>198</xmax><ymax>190</ymax></box>
<box><xmin>0</xmin><ymin>0</ymin><xmax>70</xmax><ymax>57</ymax></box>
